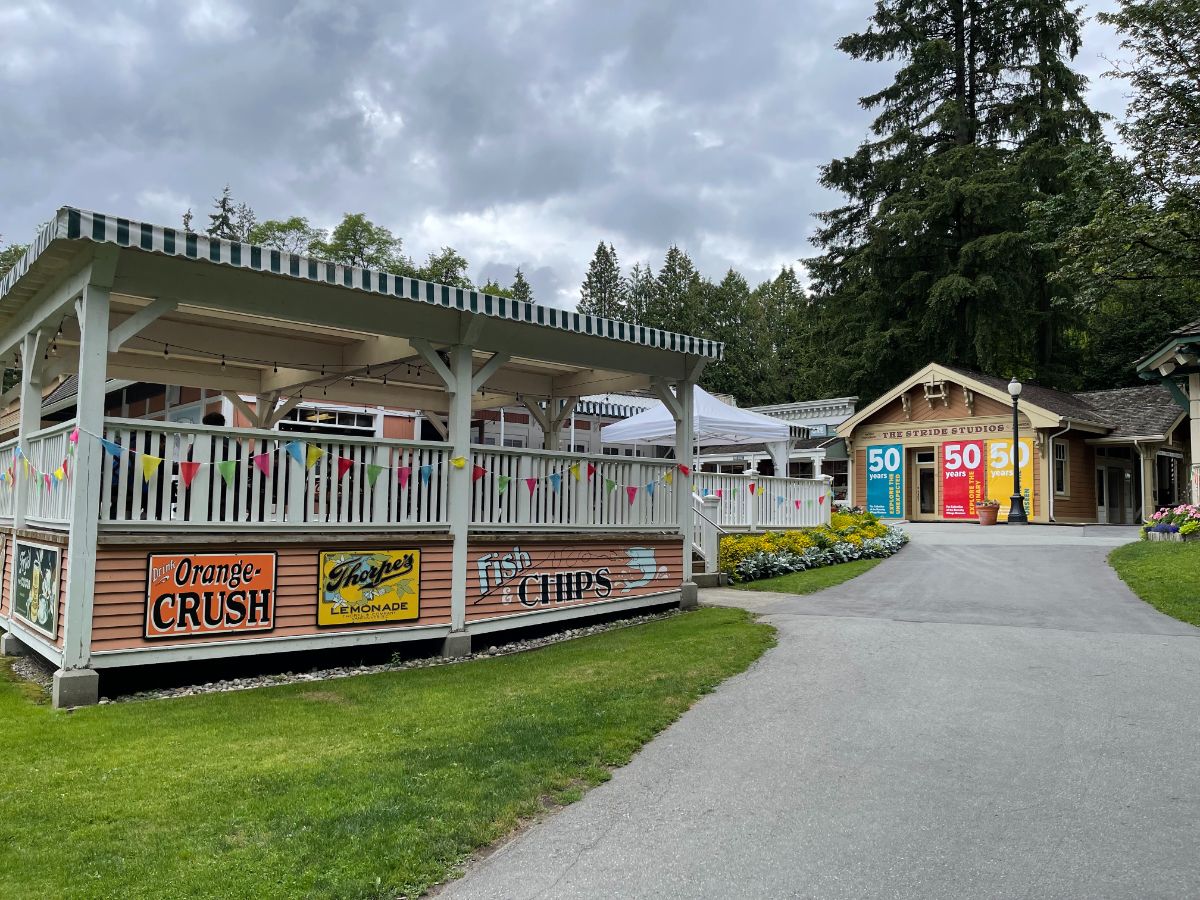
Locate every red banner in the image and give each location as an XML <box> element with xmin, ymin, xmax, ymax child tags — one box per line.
<box><xmin>941</xmin><ymin>440</ymin><xmax>984</xmax><ymax>519</ymax></box>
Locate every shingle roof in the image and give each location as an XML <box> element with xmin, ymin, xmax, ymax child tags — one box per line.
<box><xmin>941</xmin><ymin>365</ymin><xmax>1104</xmax><ymax>423</ymax></box>
<box><xmin>1073</xmin><ymin>385</ymin><xmax>1183</xmax><ymax>439</ymax></box>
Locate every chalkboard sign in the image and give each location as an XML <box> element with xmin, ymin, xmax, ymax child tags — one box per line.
<box><xmin>12</xmin><ymin>540</ymin><xmax>60</xmax><ymax>639</ymax></box>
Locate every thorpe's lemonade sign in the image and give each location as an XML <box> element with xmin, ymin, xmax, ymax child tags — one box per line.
<box><xmin>319</xmin><ymin>550</ymin><xmax>420</xmax><ymax>626</ymax></box>
<box><xmin>985</xmin><ymin>438</ymin><xmax>1034</xmax><ymax>521</ymax></box>
<box><xmin>866</xmin><ymin>444</ymin><xmax>904</xmax><ymax>518</ymax></box>
<box><xmin>941</xmin><ymin>440</ymin><xmax>985</xmax><ymax>519</ymax></box>
<box><xmin>145</xmin><ymin>553</ymin><xmax>276</xmax><ymax>639</ymax></box>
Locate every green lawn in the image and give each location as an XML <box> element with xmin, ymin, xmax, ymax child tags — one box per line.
<box><xmin>734</xmin><ymin>557</ymin><xmax>884</xmax><ymax>594</ymax></box>
<box><xmin>0</xmin><ymin>608</ymin><xmax>773</xmax><ymax>900</ymax></box>
<box><xmin>1110</xmin><ymin>541</ymin><xmax>1200</xmax><ymax>628</ymax></box>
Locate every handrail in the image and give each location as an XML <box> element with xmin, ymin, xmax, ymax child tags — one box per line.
<box><xmin>102</xmin><ymin>417</ymin><xmax>443</xmax><ymax>451</ymax></box>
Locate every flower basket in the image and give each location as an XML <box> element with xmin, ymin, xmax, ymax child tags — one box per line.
<box><xmin>977</xmin><ymin>502</ymin><xmax>1000</xmax><ymax>527</ymax></box>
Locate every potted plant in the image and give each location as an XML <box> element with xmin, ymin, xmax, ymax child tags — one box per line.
<box><xmin>977</xmin><ymin>499</ymin><xmax>1000</xmax><ymax>526</ymax></box>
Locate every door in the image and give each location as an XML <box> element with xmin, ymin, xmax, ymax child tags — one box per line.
<box><xmin>913</xmin><ymin>449</ymin><xmax>937</xmax><ymax>520</ymax></box>
<box><xmin>1106</xmin><ymin>467</ymin><xmax>1124</xmax><ymax>525</ymax></box>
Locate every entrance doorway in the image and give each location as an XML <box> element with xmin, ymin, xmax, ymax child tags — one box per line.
<box><xmin>912</xmin><ymin>449</ymin><xmax>937</xmax><ymax>520</ymax></box>
<box><xmin>1106</xmin><ymin>467</ymin><xmax>1125</xmax><ymax>525</ymax></box>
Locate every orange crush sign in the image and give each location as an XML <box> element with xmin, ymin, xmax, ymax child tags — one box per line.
<box><xmin>145</xmin><ymin>553</ymin><xmax>276</xmax><ymax>639</ymax></box>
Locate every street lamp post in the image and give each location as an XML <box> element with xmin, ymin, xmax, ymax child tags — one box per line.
<box><xmin>1007</xmin><ymin>376</ymin><xmax>1029</xmax><ymax>524</ymax></box>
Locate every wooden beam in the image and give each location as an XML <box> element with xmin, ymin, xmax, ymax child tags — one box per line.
<box><xmin>423</xmin><ymin>409</ymin><xmax>449</xmax><ymax>439</ymax></box>
<box><xmin>222</xmin><ymin>391</ymin><xmax>259</xmax><ymax>426</ymax></box>
<box><xmin>107</xmin><ymin>297</ymin><xmax>177</xmax><ymax>352</ymax></box>
<box><xmin>411</xmin><ymin>339</ymin><xmax>453</xmax><ymax>389</ymax></box>
<box><xmin>651</xmin><ymin>377</ymin><xmax>682</xmax><ymax>420</ymax></box>
<box><xmin>264</xmin><ymin>394</ymin><xmax>303</xmax><ymax>427</ymax></box>
<box><xmin>472</xmin><ymin>351</ymin><xmax>511</xmax><ymax>392</ymax></box>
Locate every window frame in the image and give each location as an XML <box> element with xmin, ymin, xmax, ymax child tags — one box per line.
<box><xmin>1053</xmin><ymin>440</ymin><xmax>1070</xmax><ymax>497</ymax></box>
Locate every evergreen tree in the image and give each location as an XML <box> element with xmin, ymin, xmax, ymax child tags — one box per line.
<box><xmin>578</xmin><ymin>242</ymin><xmax>624</xmax><ymax>317</ymax></box>
<box><xmin>646</xmin><ymin>245</ymin><xmax>702</xmax><ymax>333</ymax></box>
<box><xmin>206</xmin><ymin>186</ymin><xmax>242</xmax><ymax>240</ymax></box>
<box><xmin>0</xmin><ymin>236</ymin><xmax>26</xmax><ymax>281</ymax></box>
<box><xmin>699</xmin><ymin>269</ymin><xmax>773</xmax><ymax>404</ymax></box>
<box><xmin>806</xmin><ymin>0</ymin><xmax>1100</xmax><ymax>399</ymax></box>
<box><xmin>182</xmin><ymin>208</ymin><xmax>194</xmax><ymax>234</ymax></box>
<box><xmin>623</xmin><ymin>262</ymin><xmax>657</xmax><ymax>324</ymax></box>
<box><xmin>480</xmin><ymin>279</ymin><xmax>514</xmax><ymax>299</ymax></box>
<box><xmin>510</xmin><ymin>268</ymin><xmax>534</xmax><ymax>303</ymax></box>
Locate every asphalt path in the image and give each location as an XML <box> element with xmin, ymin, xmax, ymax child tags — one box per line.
<box><xmin>439</xmin><ymin>524</ymin><xmax>1200</xmax><ymax>899</ymax></box>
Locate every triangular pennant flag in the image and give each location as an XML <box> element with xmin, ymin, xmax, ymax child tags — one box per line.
<box><xmin>101</xmin><ymin>438</ymin><xmax>124</xmax><ymax>458</ymax></box>
<box><xmin>69</xmin><ymin>427</ymin><xmax>79</xmax><ymax>445</ymax></box>
<box><xmin>677</xmin><ymin>464</ymin><xmax>691</xmax><ymax>477</ymax></box>
<box><xmin>43</xmin><ymin>473</ymin><xmax>51</xmax><ymax>492</ymax></box>
<box><xmin>366</xmin><ymin>464</ymin><xmax>384</xmax><ymax>487</ymax></box>
<box><xmin>141</xmin><ymin>455</ymin><xmax>163</xmax><ymax>482</ymax></box>
<box><xmin>586</xmin><ymin>463</ymin><xmax>596</xmax><ymax>479</ymax></box>
<box><xmin>795</xmin><ymin>499</ymin><xmax>802</xmax><ymax>509</ymax></box>
<box><xmin>818</xmin><ymin>495</ymin><xmax>825</xmax><ymax>505</ymax></box>
<box><xmin>777</xmin><ymin>495</ymin><xmax>785</xmax><ymax>505</ymax></box>
<box><xmin>253</xmin><ymin>452</ymin><xmax>272</xmax><ymax>477</ymax></box>
<box><xmin>626</xmin><ymin>485</ymin><xmax>638</xmax><ymax>505</ymax></box>
<box><xmin>497</xmin><ymin>474</ymin><xmax>511</xmax><ymax>495</ymax></box>
<box><xmin>664</xmin><ymin>470</ymin><xmax>674</xmax><ymax>485</ymax></box>
<box><xmin>398</xmin><ymin>466</ymin><xmax>412</xmax><ymax>489</ymax></box>
<box><xmin>605</xmin><ymin>478</ymin><xmax>617</xmax><ymax>494</ymax></box>
<box><xmin>749</xmin><ymin>483</ymin><xmax>757</xmax><ymax>495</ymax></box>
<box><xmin>806</xmin><ymin>498</ymin><xmax>813</xmax><ymax>507</ymax></box>
<box><xmin>569</xmin><ymin>463</ymin><xmax>581</xmax><ymax>482</ymax></box>
<box><xmin>525</xmin><ymin>477</ymin><xmax>538</xmax><ymax>496</ymax></box>
<box><xmin>306</xmin><ymin>446</ymin><xmax>325</xmax><ymax>469</ymax></box>
<box><xmin>645</xmin><ymin>481</ymin><xmax>655</xmax><ymax>497</ymax></box>
<box><xmin>53</xmin><ymin>466</ymin><xmax>65</xmax><ymax>482</ymax></box>
<box><xmin>336</xmin><ymin>457</ymin><xmax>353</xmax><ymax>480</ymax></box>
<box><xmin>716</xmin><ymin>488</ymin><xmax>723</xmax><ymax>499</ymax></box>
<box><xmin>701</xmin><ymin>488</ymin><xmax>709</xmax><ymax>496</ymax></box>
<box><xmin>419</xmin><ymin>465</ymin><xmax>432</xmax><ymax>486</ymax></box>
<box><xmin>61</xmin><ymin>458</ymin><xmax>69</xmax><ymax>479</ymax></box>
<box><xmin>13</xmin><ymin>446</ymin><xmax>22</xmax><ymax>459</ymax></box>
<box><xmin>450</xmin><ymin>456</ymin><xmax>467</xmax><ymax>469</ymax></box>
<box><xmin>731</xmin><ymin>487</ymin><xmax>738</xmax><ymax>498</ymax></box>
<box><xmin>472</xmin><ymin>464</ymin><xmax>487</xmax><ymax>482</ymax></box>
<box><xmin>180</xmin><ymin>461</ymin><xmax>202</xmax><ymax>488</ymax></box>
<box><xmin>285</xmin><ymin>441</ymin><xmax>306</xmax><ymax>466</ymax></box>
<box><xmin>216</xmin><ymin>459</ymin><xmax>237</xmax><ymax>487</ymax></box>
<box><xmin>549</xmin><ymin>472</ymin><xmax>562</xmax><ymax>493</ymax></box>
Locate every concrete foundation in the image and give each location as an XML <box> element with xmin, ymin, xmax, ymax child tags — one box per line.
<box><xmin>679</xmin><ymin>581</ymin><xmax>699</xmax><ymax>610</ymax></box>
<box><xmin>52</xmin><ymin>668</ymin><xmax>100</xmax><ymax>709</ymax></box>
<box><xmin>442</xmin><ymin>630</ymin><xmax>472</xmax><ymax>658</ymax></box>
<box><xmin>1</xmin><ymin>632</ymin><xmax>31</xmax><ymax>657</ymax></box>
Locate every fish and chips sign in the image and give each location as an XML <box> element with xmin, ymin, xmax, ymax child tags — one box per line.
<box><xmin>319</xmin><ymin>550</ymin><xmax>420</xmax><ymax>626</ymax></box>
<box><xmin>145</xmin><ymin>552</ymin><xmax>276</xmax><ymax>639</ymax></box>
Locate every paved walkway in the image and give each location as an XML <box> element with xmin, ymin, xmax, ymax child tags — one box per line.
<box><xmin>441</xmin><ymin>525</ymin><xmax>1200</xmax><ymax>899</ymax></box>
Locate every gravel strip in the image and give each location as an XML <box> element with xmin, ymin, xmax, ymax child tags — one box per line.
<box><xmin>11</xmin><ymin>654</ymin><xmax>55</xmax><ymax>693</ymax></box>
<box><xmin>103</xmin><ymin>609</ymin><xmax>683</xmax><ymax>704</ymax></box>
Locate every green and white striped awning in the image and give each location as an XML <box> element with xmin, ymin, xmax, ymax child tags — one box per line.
<box><xmin>0</xmin><ymin>207</ymin><xmax>724</xmax><ymax>360</ymax></box>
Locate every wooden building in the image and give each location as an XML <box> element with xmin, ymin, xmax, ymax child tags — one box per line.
<box><xmin>837</xmin><ymin>363</ymin><xmax>1187</xmax><ymax>524</ymax></box>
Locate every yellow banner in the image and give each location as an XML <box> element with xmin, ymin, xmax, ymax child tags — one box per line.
<box><xmin>985</xmin><ymin>438</ymin><xmax>1034</xmax><ymax>521</ymax></box>
<box><xmin>318</xmin><ymin>550</ymin><xmax>420</xmax><ymax>626</ymax></box>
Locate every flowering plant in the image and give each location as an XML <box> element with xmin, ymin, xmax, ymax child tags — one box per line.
<box><xmin>1142</xmin><ymin>504</ymin><xmax>1200</xmax><ymax>538</ymax></box>
<box><xmin>976</xmin><ymin>499</ymin><xmax>1001</xmax><ymax>509</ymax></box>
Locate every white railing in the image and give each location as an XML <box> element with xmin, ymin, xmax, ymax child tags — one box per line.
<box><xmin>22</xmin><ymin>421</ymin><xmax>76</xmax><ymax>526</ymax></box>
<box><xmin>469</xmin><ymin>446</ymin><xmax>679</xmax><ymax>530</ymax></box>
<box><xmin>692</xmin><ymin>493</ymin><xmax>723</xmax><ymax>573</ymax></box>
<box><xmin>0</xmin><ymin>437</ymin><xmax>16</xmax><ymax>521</ymax></box>
<box><xmin>694</xmin><ymin>472</ymin><xmax>830</xmax><ymax>531</ymax></box>
<box><xmin>98</xmin><ymin>419</ymin><xmax>450</xmax><ymax>529</ymax></box>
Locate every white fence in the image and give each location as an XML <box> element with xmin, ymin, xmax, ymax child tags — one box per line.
<box><xmin>0</xmin><ymin>438</ymin><xmax>15</xmax><ymax>520</ymax></box>
<box><xmin>694</xmin><ymin>471</ymin><xmax>831</xmax><ymax>531</ymax></box>
<box><xmin>98</xmin><ymin>419</ymin><xmax>450</xmax><ymax>529</ymax></box>
<box><xmin>469</xmin><ymin>446</ymin><xmax>679</xmax><ymax>530</ymax></box>
<box><xmin>22</xmin><ymin>422</ymin><xmax>76</xmax><ymax>526</ymax></box>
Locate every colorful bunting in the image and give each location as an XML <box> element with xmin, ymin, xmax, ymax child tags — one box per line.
<box><xmin>43</xmin><ymin>473</ymin><xmax>51</xmax><ymax>492</ymax></box>
<box><xmin>677</xmin><ymin>464</ymin><xmax>691</xmax><ymax>476</ymax></box>
<box><xmin>497</xmin><ymin>474</ymin><xmax>511</xmax><ymax>495</ymax></box>
<box><xmin>336</xmin><ymin>457</ymin><xmax>354</xmax><ymax>480</ymax></box>
<box><xmin>716</xmin><ymin>488</ymin><xmax>723</xmax><ymax>499</ymax></box>
<box><xmin>216</xmin><ymin>459</ymin><xmax>237</xmax><ymax>487</ymax></box>
<box><xmin>626</xmin><ymin>485</ymin><xmax>638</xmax><ymax>505</ymax></box>
<box><xmin>472</xmin><ymin>464</ymin><xmax>487</xmax><ymax>482</ymax></box>
<box><xmin>776</xmin><ymin>495</ymin><xmax>785</xmax><ymax>505</ymax></box>
<box><xmin>450</xmin><ymin>456</ymin><xmax>467</xmax><ymax>469</ymax></box>
<box><xmin>795</xmin><ymin>499</ymin><xmax>802</xmax><ymax>509</ymax></box>
<box><xmin>366</xmin><ymin>464</ymin><xmax>384</xmax><ymax>487</ymax></box>
<box><xmin>306</xmin><ymin>446</ymin><xmax>325</xmax><ymax>469</ymax></box>
<box><xmin>525</xmin><ymin>477</ymin><xmax>538</xmax><ymax>496</ymax></box>
<box><xmin>569</xmin><ymin>463</ymin><xmax>581</xmax><ymax>482</ymax></box>
<box><xmin>549</xmin><ymin>472</ymin><xmax>562</xmax><ymax>493</ymax></box>
<box><xmin>101</xmin><ymin>438</ymin><xmax>123</xmax><ymax>458</ymax></box>
<box><xmin>285</xmin><ymin>441</ymin><xmax>306</xmax><ymax>466</ymax></box>
<box><xmin>69</xmin><ymin>427</ymin><xmax>79</xmax><ymax>445</ymax></box>
<box><xmin>419</xmin><ymin>465</ymin><xmax>433</xmax><ymax>486</ymax></box>
<box><xmin>586</xmin><ymin>463</ymin><xmax>596</xmax><ymax>479</ymax></box>
<box><xmin>604</xmin><ymin>478</ymin><xmax>617</xmax><ymax>494</ymax></box>
<box><xmin>398</xmin><ymin>466</ymin><xmax>412</xmax><ymax>489</ymax></box>
<box><xmin>664</xmin><ymin>470</ymin><xmax>674</xmax><ymax>486</ymax></box>
<box><xmin>749</xmin><ymin>483</ymin><xmax>757</xmax><ymax>495</ymax></box>
<box><xmin>818</xmin><ymin>495</ymin><xmax>825</xmax><ymax>505</ymax></box>
<box><xmin>253</xmin><ymin>452</ymin><xmax>272</xmax><ymax>476</ymax></box>
<box><xmin>645</xmin><ymin>481</ymin><xmax>655</xmax><ymax>497</ymax></box>
<box><xmin>180</xmin><ymin>461</ymin><xmax>202</xmax><ymax>488</ymax></box>
<box><xmin>141</xmin><ymin>455</ymin><xmax>163</xmax><ymax>482</ymax></box>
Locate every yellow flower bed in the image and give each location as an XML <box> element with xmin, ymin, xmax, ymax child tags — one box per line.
<box><xmin>717</xmin><ymin>509</ymin><xmax>889</xmax><ymax>576</ymax></box>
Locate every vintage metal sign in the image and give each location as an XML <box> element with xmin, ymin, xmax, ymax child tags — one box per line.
<box><xmin>12</xmin><ymin>540</ymin><xmax>60</xmax><ymax>639</ymax></box>
<box><xmin>145</xmin><ymin>552</ymin><xmax>276</xmax><ymax>639</ymax></box>
<box><xmin>472</xmin><ymin>544</ymin><xmax>672</xmax><ymax>610</ymax></box>
<box><xmin>318</xmin><ymin>550</ymin><xmax>420</xmax><ymax>626</ymax></box>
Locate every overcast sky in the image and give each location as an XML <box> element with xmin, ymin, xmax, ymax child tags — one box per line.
<box><xmin>0</xmin><ymin>0</ymin><xmax>1130</xmax><ymax>308</ymax></box>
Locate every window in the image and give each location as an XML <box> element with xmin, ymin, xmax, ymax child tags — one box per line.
<box><xmin>1054</xmin><ymin>441</ymin><xmax>1069</xmax><ymax>495</ymax></box>
<box><xmin>503</xmin><ymin>437</ymin><xmax>524</xmax><ymax>448</ymax></box>
<box><xmin>603</xmin><ymin>447</ymin><xmax>621</xmax><ymax>456</ymax></box>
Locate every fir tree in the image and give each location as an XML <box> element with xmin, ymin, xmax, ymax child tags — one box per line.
<box><xmin>623</xmin><ymin>262</ymin><xmax>657</xmax><ymax>324</ymax></box>
<box><xmin>578</xmin><ymin>242</ymin><xmax>624</xmax><ymax>317</ymax></box>
<box><xmin>646</xmin><ymin>246</ymin><xmax>702</xmax><ymax>333</ymax></box>
<box><xmin>511</xmin><ymin>268</ymin><xmax>534</xmax><ymax>303</ymax></box>
<box><xmin>206</xmin><ymin>186</ymin><xmax>240</xmax><ymax>240</ymax></box>
<box><xmin>806</xmin><ymin>0</ymin><xmax>1100</xmax><ymax>398</ymax></box>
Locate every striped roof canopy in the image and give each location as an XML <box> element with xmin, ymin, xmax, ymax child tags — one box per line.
<box><xmin>0</xmin><ymin>208</ymin><xmax>723</xmax><ymax>361</ymax></box>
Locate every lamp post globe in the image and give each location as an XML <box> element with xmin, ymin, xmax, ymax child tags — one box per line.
<box><xmin>1007</xmin><ymin>376</ymin><xmax>1029</xmax><ymax>524</ymax></box>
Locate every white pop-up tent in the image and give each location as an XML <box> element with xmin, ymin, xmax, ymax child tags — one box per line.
<box><xmin>601</xmin><ymin>385</ymin><xmax>795</xmax><ymax>471</ymax></box>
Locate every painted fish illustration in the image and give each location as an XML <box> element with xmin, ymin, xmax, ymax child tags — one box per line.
<box><xmin>621</xmin><ymin>547</ymin><xmax>667</xmax><ymax>593</ymax></box>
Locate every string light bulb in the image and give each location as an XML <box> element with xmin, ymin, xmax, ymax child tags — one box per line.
<box><xmin>220</xmin><ymin>354</ymin><xmax>226</xmax><ymax>369</ymax></box>
<box><xmin>164</xmin><ymin>344</ymin><xmax>169</xmax><ymax>359</ymax></box>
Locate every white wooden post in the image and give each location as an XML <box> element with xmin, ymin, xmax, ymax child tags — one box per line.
<box><xmin>56</xmin><ymin>269</ymin><xmax>113</xmax><ymax>706</ymax></box>
<box><xmin>446</xmin><ymin>345</ymin><xmax>473</xmax><ymax>643</ymax></box>
<box><xmin>1190</xmin><ymin>374</ymin><xmax>1200</xmax><ymax>503</ymax></box>
<box><xmin>13</xmin><ymin>329</ymin><xmax>45</xmax><ymax>530</ymax></box>
<box><xmin>675</xmin><ymin>379</ymin><xmax>696</xmax><ymax>592</ymax></box>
